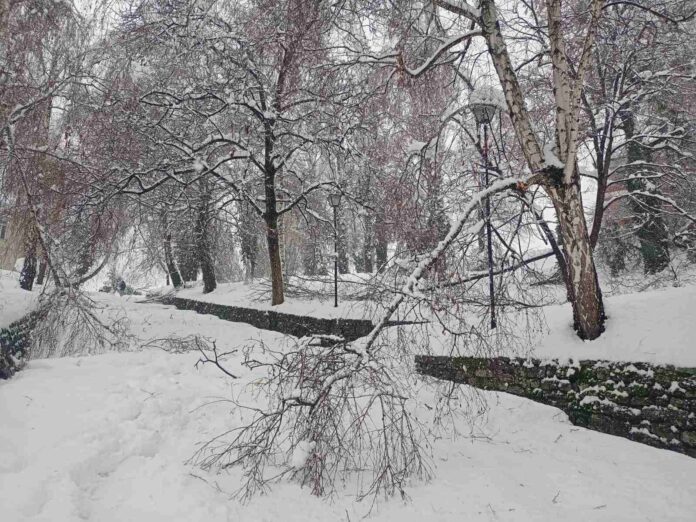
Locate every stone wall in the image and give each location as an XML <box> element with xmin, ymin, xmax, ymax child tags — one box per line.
<box><xmin>0</xmin><ymin>310</ymin><xmax>40</xmax><ymax>379</ymax></box>
<box><xmin>160</xmin><ymin>296</ymin><xmax>393</xmax><ymax>341</ymax></box>
<box><xmin>415</xmin><ymin>355</ymin><xmax>696</xmax><ymax>458</ymax></box>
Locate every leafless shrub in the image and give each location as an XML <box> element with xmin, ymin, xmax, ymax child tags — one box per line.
<box><xmin>143</xmin><ymin>334</ymin><xmax>240</xmax><ymax>377</ymax></box>
<box><xmin>141</xmin><ymin>334</ymin><xmax>208</xmax><ymax>354</ymax></box>
<box><xmin>189</xmin><ymin>181</ymin><xmax>550</xmax><ymax>503</ymax></box>
<box><xmin>191</xmin><ymin>334</ymin><xmax>432</xmax><ymax>502</ymax></box>
<box><xmin>29</xmin><ymin>289</ymin><xmax>132</xmax><ymax>359</ymax></box>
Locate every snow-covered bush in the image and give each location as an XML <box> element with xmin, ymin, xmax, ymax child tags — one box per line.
<box><xmin>28</xmin><ymin>290</ymin><xmax>132</xmax><ymax>359</ymax></box>
<box><xmin>192</xmin><ymin>334</ymin><xmax>432</xmax><ymax>500</ymax></box>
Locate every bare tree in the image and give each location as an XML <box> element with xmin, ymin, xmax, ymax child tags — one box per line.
<box><xmin>115</xmin><ymin>0</ymin><xmax>360</xmax><ymax>304</ymax></box>
<box><xmin>582</xmin><ymin>3</ymin><xmax>696</xmax><ymax>274</ymax></box>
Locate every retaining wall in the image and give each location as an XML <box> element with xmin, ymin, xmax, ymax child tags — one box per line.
<box><xmin>160</xmin><ymin>296</ymin><xmax>388</xmax><ymax>341</ymax></box>
<box><xmin>415</xmin><ymin>355</ymin><xmax>696</xmax><ymax>457</ymax></box>
<box><xmin>0</xmin><ymin>310</ymin><xmax>41</xmax><ymax>379</ymax></box>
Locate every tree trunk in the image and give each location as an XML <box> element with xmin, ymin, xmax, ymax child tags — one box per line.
<box><xmin>363</xmin><ymin>213</ymin><xmax>374</xmax><ymax>274</ymax></box>
<box><xmin>196</xmin><ymin>189</ymin><xmax>216</xmax><ymax>294</ymax></box>
<box><xmin>177</xmin><ymin>233</ymin><xmax>198</xmax><ymax>282</ymax></box>
<box><xmin>240</xmin><ymin>200</ymin><xmax>258</xmax><ymax>283</ymax></box>
<box><xmin>261</xmin><ymin>104</ymin><xmax>284</xmax><ymax>304</ymax></box>
<box><xmin>478</xmin><ymin>0</ymin><xmax>605</xmax><ymax>340</ymax></box>
<box><xmin>589</xmin><ymin>161</ymin><xmax>608</xmax><ymax>249</ymax></box>
<box><xmin>375</xmin><ymin>220</ymin><xmax>388</xmax><ymax>272</ymax></box>
<box><xmin>265</xmin><ymin>212</ymin><xmax>284</xmax><ymax>305</ymax></box>
<box><xmin>73</xmin><ymin>215</ymin><xmax>96</xmax><ymax>282</ymax></box>
<box><xmin>19</xmin><ymin>234</ymin><xmax>37</xmax><ymax>291</ymax></box>
<box><xmin>547</xmin><ymin>182</ymin><xmax>605</xmax><ymax>340</ymax></box>
<box><xmin>163</xmin><ymin>231</ymin><xmax>182</xmax><ymax>288</ymax></box>
<box><xmin>199</xmin><ymin>242</ymin><xmax>216</xmax><ymax>293</ymax></box>
<box><xmin>36</xmin><ymin>258</ymin><xmax>47</xmax><ymax>286</ymax></box>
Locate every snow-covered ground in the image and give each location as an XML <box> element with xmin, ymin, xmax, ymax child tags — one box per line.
<box><xmin>175</xmin><ymin>278</ymin><xmax>378</xmax><ymax>320</ymax></box>
<box><xmin>178</xmin><ymin>277</ymin><xmax>696</xmax><ymax>366</ymax></box>
<box><xmin>533</xmin><ymin>283</ymin><xmax>696</xmax><ymax>366</ymax></box>
<box><xmin>0</xmin><ymin>269</ymin><xmax>38</xmax><ymax>328</ymax></box>
<box><xmin>1</xmin><ymin>292</ymin><xmax>695</xmax><ymax>521</ymax></box>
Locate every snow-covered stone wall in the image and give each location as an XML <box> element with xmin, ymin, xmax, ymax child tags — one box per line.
<box><xmin>415</xmin><ymin>355</ymin><xmax>696</xmax><ymax>458</ymax></box>
<box><xmin>0</xmin><ymin>310</ymin><xmax>39</xmax><ymax>379</ymax></box>
<box><xmin>161</xmin><ymin>296</ymin><xmax>383</xmax><ymax>341</ymax></box>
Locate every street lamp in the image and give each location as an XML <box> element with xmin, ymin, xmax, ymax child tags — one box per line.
<box><xmin>469</xmin><ymin>87</ymin><xmax>503</xmax><ymax>329</ymax></box>
<box><xmin>328</xmin><ymin>192</ymin><xmax>342</xmax><ymax>307</ymax></box>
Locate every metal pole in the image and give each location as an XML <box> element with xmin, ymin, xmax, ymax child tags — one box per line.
<box><xmin>333</xmin><ymin>205</ymin><xmax>338</xmax><ymax>308</ymax></box>
<box><xmin>484</xmin><ymin>123</ymin><xmax>497</xmax><ymax>329</ymax></box>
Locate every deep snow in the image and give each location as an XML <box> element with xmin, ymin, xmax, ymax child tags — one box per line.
<box><xmin>534</xmin><ymin>283</ymin><xmax>696</xmax><ymax>365</ymax></box>
<box><xmin>0</xmin><ymin>269</ymin><xmax>37</xmax><ymax>329</ymax></box>
<box><xmin>1</xmin><ymin>292</ymin><xmax>695</xmax><ymax>521</ymax></box>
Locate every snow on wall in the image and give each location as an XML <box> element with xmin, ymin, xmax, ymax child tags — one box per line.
<box><xmin>161</xmin><ymin>295</ymin><xmax>397</xmax><ymax>341</ymax></box>
<box><xmin>416</xmin><ymin>355</ymin><xmax>696</xmax><ymax>457</ymax></box>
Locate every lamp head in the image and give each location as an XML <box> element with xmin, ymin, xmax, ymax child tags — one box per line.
<box><xmin>328</xmin><ymin>192</ymin><xmax>342</xmax><ymax>208</ymax></box>
<box><xmin>469</xmin><ymin>86</ymin><xmax>505</xmax><ymax>125</ymax></box>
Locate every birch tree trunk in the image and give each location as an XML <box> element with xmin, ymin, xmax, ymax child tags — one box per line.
<box><xmin>478</xmin><ymin>0</ymin><xmax>606</xmax><ymax>339</ymax></box>
<box><xmin>547</xmin><ymin>182</ymin><xmax>605</xmax><ymax>339</ymax></box>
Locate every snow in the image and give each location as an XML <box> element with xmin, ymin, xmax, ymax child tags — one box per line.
<box><xmin>543</xmin><ymin>142</ymin><xmax>565</xmax><ymax>169</ymax></box>
<box><xmin>192</xmin><ymin>158</ymin><xmax>205</xmax><ymax>173</ymax></box>
<box><xmin>178</xmin><ymin>265</ymin><xmax>696</xmax><ymax>367</ymax></box>
<box><xmin>403</xmin><ymin>31</ymin><xmax>480</xmax><ymax>77</ymax></box>
<box><xmin>437</xmin><ymin>0</ymin><xmax>481</xmax><ymax>18</ymax></box>
<box><xmin>668</xmin><ymin>381</ymin><xmax>685</xmax><ymax>394</ymax></box>
<box><xmin>0</xmin><ymin>292</ymin><xmax>695</xmax><ymax>521</ymax></box>
<box><xmin>469</xmin><ymin>85</ymin><xmax>507</xmax><ymax>111</ymax></box>
<box><xmin>405</xmin><ymin>139</ymin><xmax>427</xmax><ymax>154</ymax></box>
<box><xmin>290</xmin><ymin>440</ymin><xmax>316</xmax><ymax>469</ymax></box>
<box><xmin>0</xmin><ymin>270</ymin><xmax>38</xmax><ymax>329</ymax></box>
<box><xmin>175</xmin><ymin>279</ymin><xmax>377</xmax><ymax>320</ymax></box>
<box><xmin>534</xmin><ymin>284</ymin><xmax>696</xmax><ymax>366</ymax></box>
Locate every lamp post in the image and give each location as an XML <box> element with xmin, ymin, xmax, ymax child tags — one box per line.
<box><xmin>328</xmin><ymin>192</ymin><xmax>342</xmax><ymax>307</ymax></box>
<box><xmin>470</xmin><ymin>89</ymin><xmax>502</xmax><ymax>329</ymax></box>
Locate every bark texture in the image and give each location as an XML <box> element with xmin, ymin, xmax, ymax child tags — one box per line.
<box><xmin>196</xmin><ymin>189</ymin><xmax>216</xmax><ymax>294</ymax></box>
<box><xmin>19</xmin><ymin>230</ymin><xmax>37</xmax><ymax>291</ymax></box>
<box><xmin>478</xmin><ymin>0</ymin><xmax>606</xmax><ymax>339</ymax></box>
<box><xmin>265</xmin><ymin>212</ymin><xmax>284</xmax><ymax>305</ymax></box>
<box><xmin>163</xmin><ymin>230</ymin><xmax>182</xmax><ymax>289</ymax></box>
<box><xmin>548</xmin><ymin>182</ymin><xmax>605</xmax><ymax>339</ymax></box>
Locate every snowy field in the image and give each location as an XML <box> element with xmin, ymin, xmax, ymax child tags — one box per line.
<box><xmin>1</xmin><ymin>291</ymin><xmax>695</xmax><ymax>521</ymax></box>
